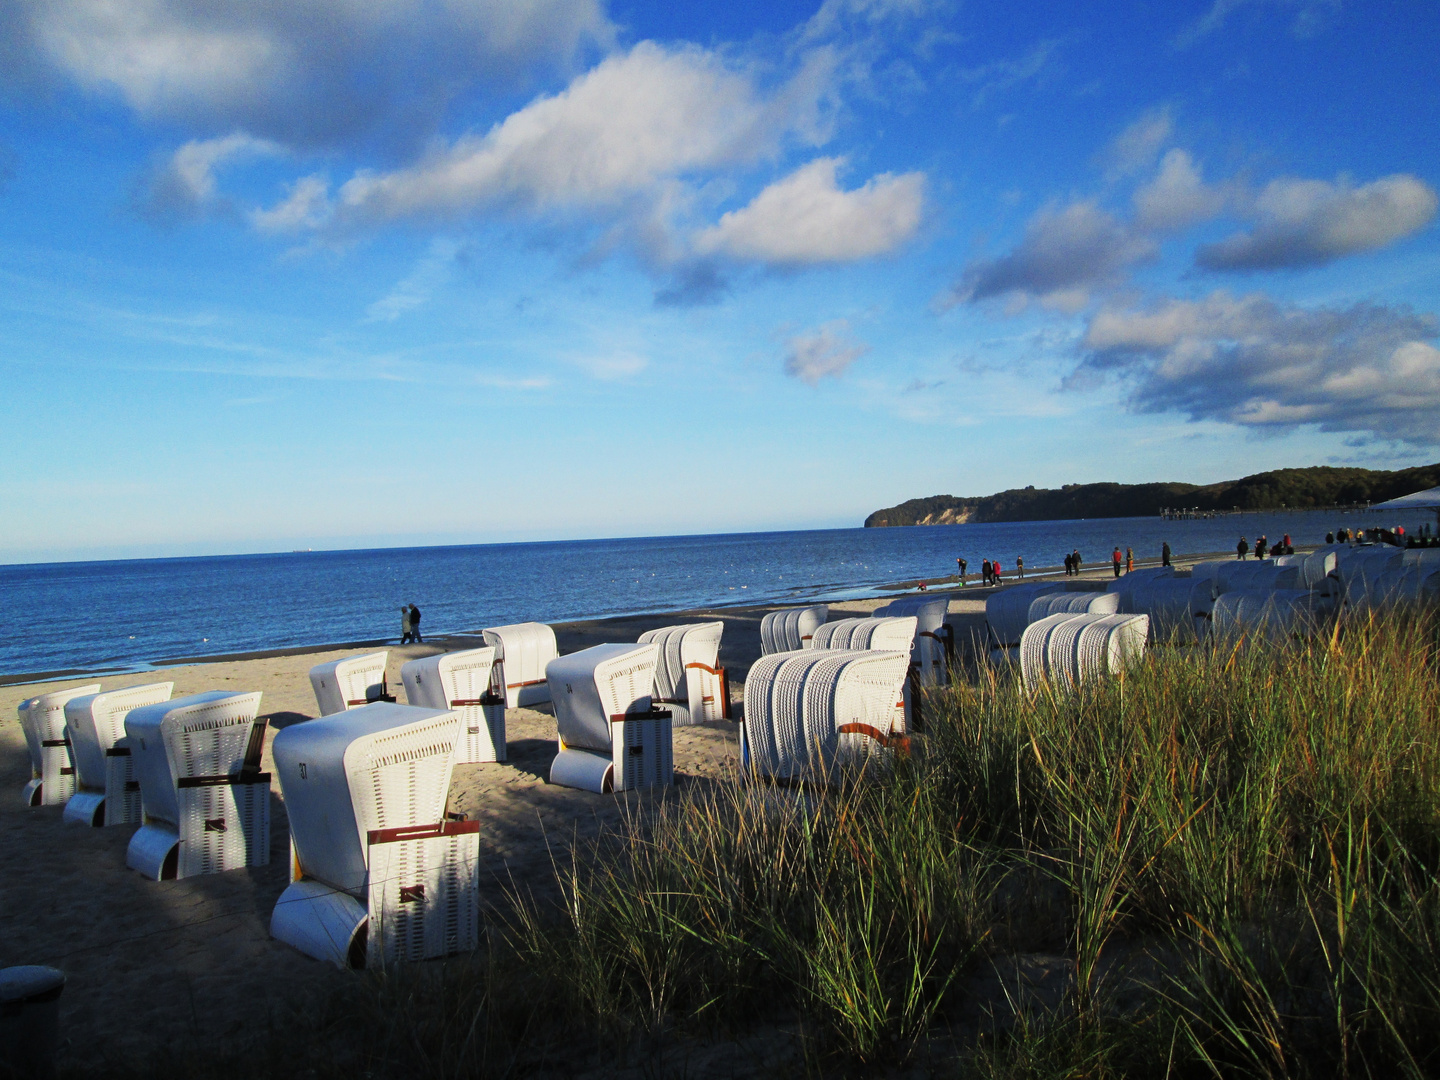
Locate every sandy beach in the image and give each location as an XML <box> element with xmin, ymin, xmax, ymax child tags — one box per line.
<box><xmin>0</xmin><ymin>553</ymin><xmax>1219</xmax><ymax>1072</ymax></box>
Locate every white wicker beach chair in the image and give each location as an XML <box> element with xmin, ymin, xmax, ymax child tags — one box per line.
<box><xmin>123</xmin><ymin>691</ymin><xmax>270</xmax><ymax>881</ymax></box>
<box><xmin>1019</xmin><ymin>613</ymin><xmax>1078</xmax><ymax>690</ymax></box>
<box><xmin>1027</xmin><ymin>591</ymin><xmax>1121</xmax><ymax>623</ymax></box>
<box><xmin>1209</xmin><ymin>589</ymin><xmax>1333</xmax><ymax>641</ymax></box>
<box><xmin>809</xmin><ymin>616</ymin><xmax>918</xmax><ymax>652</ymax></box>
<box><xmin>61</xmin><ymin>682</ymin><xmax>174</xmax><ymax>827</ymax></box>
<box><xmin>637</xmin><ymin>622</ymin><xmax>728</xmax><ymax>725</ymax></box>
<box><xmin>1114</xmin><ymin>577</ymin><xmax>1200</xmax><ymax>643</ymax></box>
<box><xmin>270</xmin><ymin>702</ymin><xmax>479</xmax><ymax>969</ymax></box>
<box><xmin>985</xmin><ymin>583</ymin><xmax>1068</xmax><ymax>650</ymax></box>
<box><xmin>740</xmin><ymin>649</ymin><xmax>911</xmax><ymax>781</ymax></box>
<box><xmin>872</xmin><ymin>596</ymin><xmax>952</xmax><ymax>687</ymax></box>
<box><xmin>482</xmin><ymin>622</ymin><xmax>558</xmax><ymax>708</ymax></box>
<box><xmin>1020</xmin><ymin>613</ymin><xmax>1148</xmax><ymax>691</ymax></box>
<box><xmin>1104</xmin><ymin>567</ymin><xmax>1175</xmax><ymax>592</ymax></box>
<box><xmin>401</xmin><ymin>648</ymin><xmax>506</xmax><ymax>763</ymax></box>
<box><xmin>1344</xmin><ymin>567</ymin><xmax>1440</xmax><ymax>615</ymax></box>
<box><xmin>547</xmin><ymin>643</ymin><xmax>670</xmax><ymax>794</ymax></box>
<box><xmin>1401</xmin><ymin>548</ymin><xmax>1440</xmax><ymax>568</ymax></box>
<box><xmin>308</xmin><ymin>652</ymin><xmax>391</xmax><ymax>717</ymax></box>
<box><xmin>759</xmin><ymin>605</ymin><xmax>829</xmax><ymax>655</ymax></box>
<box><xmin>17</xmin><ymin>685</ymin><xmax>100</xmax><ymax>807</ymax></box>
<box><xmin>1274</xmin><ymin>550</ymin><xmax>1339</xmax><ymax>590</ymax></box>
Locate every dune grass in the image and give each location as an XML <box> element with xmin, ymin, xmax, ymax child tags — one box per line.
<box><xmin>94</xmin><ymin>604</ymin><xmax>1440</xmax><ymax>1078</ymax></box>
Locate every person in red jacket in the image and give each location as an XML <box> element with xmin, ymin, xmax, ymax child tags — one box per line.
<box><xmin>1112</xmin><ymin>547</ymin><xmax>1122</xmax><ymax>578</ymax></box>
<box><xmin>992</xmin><ymin>558</ymin><xmax>1003</xmax><ymax>583</ymax></box>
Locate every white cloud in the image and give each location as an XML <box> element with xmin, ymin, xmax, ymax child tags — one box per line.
<box><xmin>1105</xmin><ymin>106</ymin><xmax>1173</xmax><ymax>179</ymax></box>
<box><xmin>959</xmin><ymin>38</ymin><xmax>1064</xmax><ymax>108</ymax></box>
<box><xmin>693</xmin><ymin>157</ymin><xmax>924</xmax><ymax>265</ymax></box>
<box><xmin>576</xmin><ymin>352</ymin><xmax>648</xmax><ymax>380</ymax></box>
<box><xmin>1133</xmin><ymin>148</ymin><xmax>1229</xmax><ymax>232</ymax></box>
<box><xmin>334</xmin><ymin>42</ymin><xmax>838</xmax><ymax>222</ymax></box>
<box><xmin>942</xmin><ymin>200</ymin><xmax>1155</xmax><ymax>311</ymax></box>
<box><xmin>1176</xmin><ymin>0</ymin><xmax>1341</xmax><ymax>47</ymax></box>
<box><xmin>784</xmin><ymin>319</ymin><xmax>871</xmax><ymax>384</ymax></box>
<box><xmin>1080</xmin><ymin>291</ymin><xmax>1440</xmax><ymax>444</ymax></box>
<box><xmin>365</xmin><ymin>238</ymin><xmax>464</xmax><ymax>322</ymax></box>
<box><xmin>8</xmin><ymin>0</ymin><xmax>613</xmax><ymax>147</ymax></box>
<box><xmin>138</xmin><ymin>132</ymin><xmax>279</xmax><ymax>217</ymax></box>
<box><xmin>1197</xmin><ymin>173</ymin><xmax>1437</xmax><ymax>271</ymax></box>
<box><xmin>250</xmin><ymin>174</ymin><xmax>330</xmax><ymax>233</ymax></box>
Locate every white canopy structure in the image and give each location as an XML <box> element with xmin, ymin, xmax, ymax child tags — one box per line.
<box><xmin>309</xmin><ymin>651</ymin><xmax>390</xmax><ymax>717</ymax></box>
<box><xmin>637</xmin><ymin>622</ymin><xmax>728</xmax><ymax>725</ymax></box>
<box><xmin>741</xmin><ymin>649</ymin><xmax>911</xmax><ymax>781</ymax></box>
<box><xmin>1370</xmin><ymin>485</ymin><xmax>1440</xmax><ymax>514</ymax></box>
<box><xmin>1020</xmin><ymin>613</ymin><xmax>1149</xmax><ymax>692</ymax></box>
<box><xmin>401</xmin><ymin>648</ymin><xmax>506</xmax><ymax>763</ymax></box>
<box><xmin>17</xmin><ymin>684</ymin><xmax>99</xmax><ymax>807</ymax></box>
<box><xmin>62</xmin><ymin>682</ymin><xmax>174</xmax><ymax>827</ymax></box>
<box><xmin>482</xmin><ymin>622</ymin><xmax>558</xmax><ymax>708</ymax></box>
<box><xmin>760</xmin><ymin>605</ymin><xmax>828</xmax><ymax>655</ymax></box>
<box><xmin>124</xmin><ymin>691</ymin><xmax>269</xmax><ymax>881</ymax></box>
<box><xmin>270</xmin><ymin>702</ymin><xmax>479</xmax><ymax>969</ymax></box>
<box><xmin>547</xmin><ymin>643</ymin><xmax>669</xmax><ymax>794</ymax></box>
<box><xmin>872</xmin><ymin>596</ymin><xmax>952</xmax><ymax>687</ymax></box>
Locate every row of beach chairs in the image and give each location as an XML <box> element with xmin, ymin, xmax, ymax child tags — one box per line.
<box><xmin>18</xmin><ymin>602</ymin><xmax>947</xmax><ymax>971</ymax></box>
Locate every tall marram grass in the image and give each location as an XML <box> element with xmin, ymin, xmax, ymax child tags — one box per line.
<box><xmin>96</xmin><ymin>605</ymin><xmax>1440</xmax><ymax>1079</ymax></box>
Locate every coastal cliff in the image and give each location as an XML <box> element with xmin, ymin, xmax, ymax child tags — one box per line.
<box><xmin>864</xmin><ymin>463</ymin><xmax>1440</xmax><ymax>527</ymax></box>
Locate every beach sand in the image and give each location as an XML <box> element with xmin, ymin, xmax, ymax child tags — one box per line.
<box><xmin>0</xmin><ymin>592</ymin><xmax>1002</xmax><ymax>1071</ymax></box>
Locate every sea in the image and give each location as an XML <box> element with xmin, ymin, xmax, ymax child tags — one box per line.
<box><xmin>2</xmin><ymin>507</ymin><xmax>1432</xmax><ymax>679</ymax></box>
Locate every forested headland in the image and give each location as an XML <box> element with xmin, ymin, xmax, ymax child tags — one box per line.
<box><xmin>863</xmin><ymin>463</ymin><xmax>1440</xmax><ymax>527</ymax></box>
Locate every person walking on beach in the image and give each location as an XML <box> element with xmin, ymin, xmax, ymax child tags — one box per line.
<box><xmin>1016</xmin><ymin>555</ymin><xmax>1024</xmax><ymax>579</ymax></box>
<box><xmin>1255</xmin><ymin>534</ymin><xmax>1268</xmax><ymax>561</ymax></box>
<box><xmin>409</xmin><ymin>603</ymin><xmax>423</xmax><ymax>643</ymax></box>
<box><xmin>957</xmin><ymin>557</ymin><xmax>968</xmax><ymax>585</ymax></box>
<box><xmin>1162</xmin><ymin>541</ymin><xmax>1172</xmax><ymax>568</ymax></box>
<box><xmin>1072</xmin><ymin>549</ymin><xmax>1083</xmax><ymax>575</ymax></box>
<box><xmin>400</xmin><ymin>606</ymin><xmax>413</xmax><ymax>644</ymax></box>
<box><xmin>1237</xmin><ymin>537</ymin><xmax>1249</xmax><ymax>560</ymax></box>
<box><xmin>981</xmin><ymin>559</ymin><xmax>992</xmax><ymax>585</ymax></box>
<box><xmin>1112</xmin><ymin>547</ymin><xmax>1123</xmax><ymax>578</ymax></box>
<box><xmin>1064</xmin><ymin>551</ymin><xmax>1073</xmax><ymax>576</ymax></box>
<box><xmin>1125</xmin><ymin>547</ymin><xmax>1134</xmax><ymax>574</ymax></box>
<box><xmin>991</xmin><ymin>558</ymin><xmax>1003</xmax><ymax>584</ymax></box>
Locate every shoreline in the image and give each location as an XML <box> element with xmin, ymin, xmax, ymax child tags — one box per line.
<box><xmin>0</xmin><ymin>546</ymin><xmax>1255</xmax><ymax>686</ymax></box>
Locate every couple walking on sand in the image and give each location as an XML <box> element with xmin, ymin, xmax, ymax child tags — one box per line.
<box><xmin>400</xmin><ymin>603</ymin><xmax>423</xmax><ymax>644</ymax></box>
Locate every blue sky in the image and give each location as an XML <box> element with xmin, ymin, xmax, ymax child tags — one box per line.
<box><xmin>1</xmin><ymin>0</ymin><xmax>1437</xmax><ymax>562</ymax></box>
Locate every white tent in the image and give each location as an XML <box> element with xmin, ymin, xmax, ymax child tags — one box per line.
<box><xmin>1370</xmin><ymin>485</ymin><xmax>1440</xmax><ymax>514</ymax></box>
<box><xmin>269</xmin><ymin>702</ymin><xmax>478</xmax><ymax>969</ymax></box>
<box><xmin>17</xmin><ymin>685</ymin><xmax>99</xmax><ymax>807</ymax></box>
<box><xmin>401</xmin><ymin>648</ymin><xmax>506</xmax><ymax>763</ymax></box>
<box><xmin>760</xmin><ymin>605</ymin><xmax>828</xmax><ymax>655</ymax></box>
<box><xmin>309</xmin><ymin>652</ymin><xmax>390</xmax><ymax>717</ymax></box>
<box><xmin>547</xmin><ymin>643</ymin><xmax>669</xmax><ymax>794</ymax></box>
<box><xmin>61</xmin><ymin>682</ymin><xmax>173</xmax><ymax>827</ymax></box>
<box><xmin>741</xmin><ymin>649</ymin><xmax>911</xmax><ymax>781</ymax></box>
<box><xmin>124</xmin><ymin>691</ymin><xmax>270</xmax><ymax>881</ymax></box>
<box><xmin>482</xmin><ymin>622</ymin><xmax>558</xmax><ymax>708</ymax></box>
<box><xmin>637</xmin><ymin>622</ymin><xmax>728</xmax><ymax>724</ymax></box>
<box><xmin>872</xmin><ymin>596</ymin><xmax>952</xmax><ymax>687</ymax></box>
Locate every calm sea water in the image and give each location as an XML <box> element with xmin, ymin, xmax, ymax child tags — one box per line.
<box><xmin>1</xmin><ymin>507</ymin><xmax>1431</xmax><ymax>678</ymax></box>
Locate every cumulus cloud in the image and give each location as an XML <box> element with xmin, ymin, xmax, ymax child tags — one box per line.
<box><xmin>1105</xmin><ymin>106</ymin><xmax>1173</xmax><ymax>179</ymax></box>
<box><xmin>941</xmin><ymin>200</ymin><xmax>1156</xmax><ymax>311</ymax></box>
<box><xmin>1197</xmin><ymin>173</ymin><xmax>1437</xmax><ymax>271</ymax></box>
<box><xmin>1079</xmin><ymin>291</ymin><xmax>1440</xmax><ymax>444</ymax></box>
<box><xmin>5</xmin><ymin>0</ymin><xmax>612</xmax><ymax>147</ymax></box>
<box><xmin>334</xmin><ymin>42</ymin><xmax>838</xmax><ymax>222</ymax></box>
<box><xmin>784</xmin><ymin>320</ymin><xmax>871</xmax><ymax>385</ymax></box>
<box><xmin>137</xmin><ymin>132</ymin><xmax>279</xmax><ymax>219</ymax></box>
<box><xmin>693</xmin><ymin>157</ymin><xmax>924</xmax><ymax>265</ymax></box>
<box><xmin>1133</xmin><ymin>148</ymin><xmax>1229</xmax><ymax>232</ymax></box>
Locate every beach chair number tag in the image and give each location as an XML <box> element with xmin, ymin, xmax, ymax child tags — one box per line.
<box><xmin>298</xmin><ymin>763</ymin><xmax>307</xmax><ymax>779</ymax></box>
<box><xmin>400</xmin><ymin>885</ymin><xmax>425</xmax><ymax>904</ymax></box>
<box><xmin>204</xmin><ymin>817</ymin><xmax>226</xmax><ymax>832</ymax></box>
